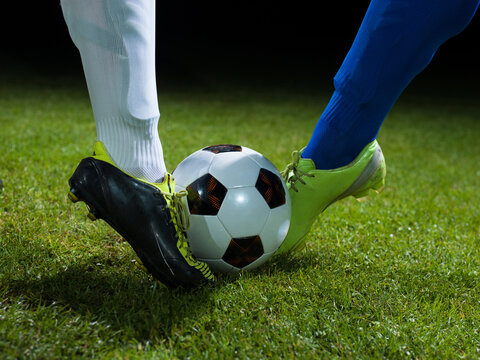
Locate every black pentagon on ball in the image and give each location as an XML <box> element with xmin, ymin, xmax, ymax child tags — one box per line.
<box><xmin>202</xmin><ymin>144</ymin><xmax>242</xmax><ymax>154</ymax></box>
<box><xmin>222</xmin><ymin>235</ymin><xmax>264</xmax><ymax>269</ymax></box>
<box><xmin>186</xmin><ymin>174</ymin><xmax>227</xmax><ymax>215</ymax></box>
<box><xmin>255</xmin><ymin>168</ymin><xmax>286</xmax><ymax>209</ymax></box>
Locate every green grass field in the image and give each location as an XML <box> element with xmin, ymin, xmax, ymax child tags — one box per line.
<box><xmin>1</xmin><ymin>67</ymin><xmax>480</xmax><ymax>359</ymax></box>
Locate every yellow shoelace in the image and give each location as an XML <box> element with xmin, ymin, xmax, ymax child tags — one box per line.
<box><xmin>164</xmin><ymin>189</ymin><xmax>194</xmax><ymax>257</ymax></box>
<box><xmin>167</xmin><ymin>189</ymin><xmax>214</xmax><ymax>279</ymax></box>
<box><xmin>281</xmin><ymin>149</ymin><xmax>314</xmax><ymax>193</ymax></box>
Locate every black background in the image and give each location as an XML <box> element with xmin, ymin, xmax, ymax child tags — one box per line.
<box><xmin>2</xmin><ymin>1</ymin><xmax>480</xmax><ymax>85</ymax></box>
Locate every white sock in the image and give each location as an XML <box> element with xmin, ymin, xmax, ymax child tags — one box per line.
<box><xmin>61</xmin><ymin>0</ymin><xmax>166</xmax><ymax>183</ymax></box>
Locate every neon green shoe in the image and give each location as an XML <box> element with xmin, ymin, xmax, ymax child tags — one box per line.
<box><xmin>276</xmin><ymin>140</ymin><xmax>386</xmax><ymax>254</ymax></box>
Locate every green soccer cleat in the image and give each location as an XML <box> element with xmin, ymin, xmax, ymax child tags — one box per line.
<box><xmin>276</xmin><ymin>140</ymin><xmax>386</xmax><ymax>254</ymax></box>
<box><xmin>68</xmin><ymin>141</ymin><xmax>214</xmax><ymax>289</ymax></box>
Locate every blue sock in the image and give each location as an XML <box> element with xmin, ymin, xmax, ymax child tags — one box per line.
<box><xmin>303</xmin><ymin>0</ymin><xmax>479</xmax><ymax>170</ymax></box>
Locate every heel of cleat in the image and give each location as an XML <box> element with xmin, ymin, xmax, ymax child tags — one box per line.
<box><xmin>352</xmin><ymin>167</ymin><xmax>386</xmax><ymax>202</ymax></box>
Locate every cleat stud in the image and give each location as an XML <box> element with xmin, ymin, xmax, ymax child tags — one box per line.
<box><xmin>356</xmin><ymin>196</ymin><xmax>370</xmax><ymax>203</ymax></box>
<box><xmin>373</xmin><ymin>179</ymin><xmax>386</xmax><ymax>193</ymax></box>
<box><xmin>87</xmin><ymin>211</ymin><xmax>97</xmax><ymax>221</ymax></box>
<box><xmin>68</xmin><ymin>191</ymin><xmax>80</xmax><ymax>203</ymax></box>
<box><xmin>134</xmin><ymin>257</ymin><xmax>149</xmax><ymax>273</ymax></box>
<box><xmin>353</xmin><ymin>189</ymin><xmax>370</xmax><ymax>200</ymax></box>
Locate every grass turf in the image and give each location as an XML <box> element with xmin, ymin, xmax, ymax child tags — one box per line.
<box><xmin>0</xmin><ymin>68</ymin><xmax>480</xmax><ymax>359</ymax></box>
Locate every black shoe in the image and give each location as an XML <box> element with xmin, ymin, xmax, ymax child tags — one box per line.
<box><xmin>68</xmin><ymin>142</ymin><xmax>214</xmax><ymax>289</ymax></box>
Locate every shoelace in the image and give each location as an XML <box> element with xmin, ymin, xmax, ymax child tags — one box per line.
<box><xmin>170</xmin><ymin>189</ymin><xmax>190</xmax><ymax>232</ymax></box>
<box><xmin>165</xmin><ymin>189</ymin><xmax>195</xmax><ymax>258</ymax></box>
<box><xmin>167</xmin><ymin>189</ymin><xmax>214</xmax><ymax>280</ymax></box>
<box><xmin>281</xmin><ymin>149</ymin><xmax>314</xmax><ymax>193</ymax></box>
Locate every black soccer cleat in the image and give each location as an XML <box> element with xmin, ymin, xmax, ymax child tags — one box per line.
<box><xmin>68</xmin><ymin>142</ymin><xmax>215</xmax><ymax>289</ymax></box>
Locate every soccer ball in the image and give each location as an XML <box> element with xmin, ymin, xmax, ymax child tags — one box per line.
<box><xmin>173</xmin><ymin>144</ymin><xmax>291</xmax><ymax>273</ymax></box>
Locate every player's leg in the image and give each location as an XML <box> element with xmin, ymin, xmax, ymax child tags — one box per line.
<box><xmin>277</xmin><ymin>0</ymin><xmax>480</xmax><ymax>254</ymax></box>
<box><xmin>61</xmin><ymin>0</ymin><xmax>214</xmax><ymax>288</ymax></box>
<box><xmin>303</xmin><ymin>0</ymin><xmax>480</xmax><ymax>171</ymax></box>
<box><xmin>61</xmin><ymin>0</ymin><xmax>164</xmax><ymax>182</ymax></box>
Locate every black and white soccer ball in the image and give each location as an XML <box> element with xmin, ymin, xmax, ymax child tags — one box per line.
<box><xmin>173</xmin><ymin>144</ymin><xmax>291</xmax><ymax>273</ymax></box>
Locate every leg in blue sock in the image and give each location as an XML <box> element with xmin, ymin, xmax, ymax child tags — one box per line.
<box><xmin>303</xmin><ymin>0</ymin><xmax>479</xmax><ymax>170</ymax></box>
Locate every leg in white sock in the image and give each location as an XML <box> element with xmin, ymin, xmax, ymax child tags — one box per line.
<box><xmin>61</xmin><ymin>0</ymin><xmax>166</xmax><ymax>183</ymax></box>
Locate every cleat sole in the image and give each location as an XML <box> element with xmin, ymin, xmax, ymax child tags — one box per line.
<box><xmin>353</xmin><ymin>189</ymin><xmax>370</xmax><ymax>200</ymax></box>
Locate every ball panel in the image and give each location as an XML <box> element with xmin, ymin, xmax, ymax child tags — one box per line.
<box><xmin>222</xmin><ymin>235</ymin><xmax>264</xmax><ymax>269</ymax></box>
<box><xmin>188</xmin><ymin>215</ymin><xmax>231</xmax><ymax>259</ymax></box>
<box><xmin>255</xmin><ymin>168</ymin><xmax>286</xmax><ymax>209</ymax></box>
<box><xmin>186</xmin><ymin>174</ymin><xmax>227</xmax><ymax>216</ymax></box>
<box><xmin>209</xmin><ymin>152</ymin><xmax>260</xmax><ymax>188</ymax></box>
<box><xmin>173</xmin><ymin>149</ymin><xmax>214</xmax><ymax>191</ymax></box>
<box><xmin>259</xmin><ymin>206</ymin><xmax>291</xmax><ymax>253</ymax></box>
<box><xmin>217</xmin><ymin>187</ymin><xmax>270</xmax><ymax>238</ymax></box>
<box><xmin>246</xmin><ymin>151</ymin><xmax>280</xmax><ymax>176</ymax></box>
<box><xmin>202</xmin><ymin>144</ymin><xmax>242</xmax><ymax>154</ymax></box>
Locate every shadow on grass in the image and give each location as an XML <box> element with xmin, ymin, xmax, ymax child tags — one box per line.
<box><xmin>5</xmin><ymin>258</ymin><xmax>218</xmax><ymax>341</ymax></box>
<box><xmin>2</xmin><ymin>255</ymin><xmax>320</xmax><ymax>343</ymax></box>
<box><xmin>1</xmin><ymin>232</ymin><xmax>322</xmax><ymax>342</ymax></box>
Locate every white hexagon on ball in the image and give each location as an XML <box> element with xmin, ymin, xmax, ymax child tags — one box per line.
<box><xmin>217</xmin><ymin>186</ymin><xmax>270</xmax><ymax>238</ymax></box>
